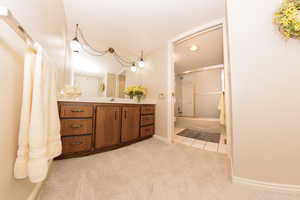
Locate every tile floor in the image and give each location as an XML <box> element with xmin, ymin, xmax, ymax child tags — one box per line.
<box><xmin>173</xmin><ymin>127</ymin><xmax>228</xmax><ymax>154</ymax></box>
<box><xmin>38</xmin><ymin>138</ymin><xmax>300</xmax><ymax>200</ymax></box>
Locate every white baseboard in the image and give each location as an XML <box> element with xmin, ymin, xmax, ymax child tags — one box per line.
<box><xmin>233</xmin><ymin>176</ymin><xmax>300</xmax><ymax>193</ymax></box>
<box><xmin>27</xmin><ymin>159</ymin><xmax>54</xmax><ymax>200</ymax></box>
<box><xmin>153</xmin><ymin>134</ymin><xmax>170</xmax><ymax>143</ymax></box>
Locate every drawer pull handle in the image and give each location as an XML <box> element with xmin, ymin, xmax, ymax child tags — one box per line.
<box><xmin>71</xmin><ymin>124</ymin><xmax>82</xmax><ymax>128</ymax></box>
<box><xmin>71</xmin><ymin>141</ymin><xmax>83</xmax><ymax>145</ymax></box>
<box><xmin>71</xmin><ymin>110</ymin><xmax>84</xmax><ymax>113</ymax></box>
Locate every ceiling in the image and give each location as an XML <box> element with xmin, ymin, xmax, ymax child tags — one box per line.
<box><xmin>62</xmin><ymin>0</ymin><xmax>225</xmax><ymax>57</ymax></box>
<box><xmin>1</xmin><ymin>0</ymin><xmax>225</xmax><ymax>78</ymax></box>
<box><xmin>174</xmin><ymin>27</ymin><xmax>224</xmax><ymax>74</ymax></box>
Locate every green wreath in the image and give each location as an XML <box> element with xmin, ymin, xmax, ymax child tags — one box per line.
<box><xmin>274</xmin><ymin>0</ymin><xmax>300</xmax><ymax>39</ymax></box>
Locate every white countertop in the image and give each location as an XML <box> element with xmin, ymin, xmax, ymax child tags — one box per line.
<box><xmin>58</xmin><ymin>96</ymin><xmax>157</xmax><ymax>105</ymax></box>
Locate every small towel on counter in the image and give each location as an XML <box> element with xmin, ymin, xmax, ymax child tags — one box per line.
<box><xmin>14</xmin><ymin>43</ymin><xmax>62</xmax><ymax>183</ymax></box>
<box><xmin>218</xmin><ymin>92</ymin><xmax>225</xmax><ymax>126</ymax></box>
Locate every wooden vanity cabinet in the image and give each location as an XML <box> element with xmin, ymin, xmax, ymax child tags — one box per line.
<box><xmin>95</xmin><ymin>106</ymin><xmax>121</xmax><ymax>149</ymax></box>
<box><xmin>121</xmin><ymin>106</ymin><xmax>140</xmax><ymax>143</ymax></box>
<box><xmin>61</xmin><ymin>119</ymin><xmax>93</xmax><ymax>136</ymax></box>
<box><xmin>140</xmin><ymin>105</ymin><xmax>155</xmax><ymax>137</ymax></box>
<box><xmin>61</xmin><ymin>135</ymin><xmax>92</xmax><ymax>154</ymax></box>
<box><xmin>57</xmin><ymin>102</ymin><xmax>155</xmax><ymax>159</ymax></box>
<box><xmin>59</xmin><ymin>103</ymin><xmax>93</xmax><ymax>158</ymax></box>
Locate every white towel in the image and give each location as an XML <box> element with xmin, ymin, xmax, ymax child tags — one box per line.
<box><xmin>14</xmin><ymin>44</ymin><xmax>61</xmax><ymax>183</ymax></box>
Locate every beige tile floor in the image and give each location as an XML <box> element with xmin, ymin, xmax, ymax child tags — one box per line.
<box><xmin>174</xmin><ymin>127</ymin><xmax>227</xmax><ymax>154</ymax></box>
<box><xmin>38</xmin><ymin>138</ymin><xmax>299</xmax><ymax>200</ymax></box>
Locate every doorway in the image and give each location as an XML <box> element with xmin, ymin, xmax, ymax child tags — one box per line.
<box><xmin>167</xmin><ymin>18</ymin><xmax>233</xmax><ymax>157</ymax></box>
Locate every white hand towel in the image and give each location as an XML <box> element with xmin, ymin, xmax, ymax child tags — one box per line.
<box><xmin>14</xmin><ymin>47</ymin><xmax>36</xmax><ymax>179</ymax></box>
<box><xmin>14</xmin><ymin>44</ymin><xmax>61</xmax><ymax>183</ymax></box>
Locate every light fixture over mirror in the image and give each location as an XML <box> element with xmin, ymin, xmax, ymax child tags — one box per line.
<box><xmin>70</xmin><ymin>24</ymin><xmax>81</xmax><ymax>53</ymax></box>
<box><xmin>138</xmin><ymin>51</ymin><xmax>145</xmax><ymax>68</ymax></box>
<box><xmin>70</xmin><ymin>37</ymin><xmax>81</xmax><ymax>53</ymax></box>
<box><xmin>70</xmin><ymin>24</ymin><xmax>145</xmax><ymax>72</ymax></box>
<box><xmin>130</xmin><ymin>63</ymin><xmax>137</xmax><ymax>72</ymax></box>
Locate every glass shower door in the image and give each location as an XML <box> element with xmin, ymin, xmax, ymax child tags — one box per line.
<box><xmin>181</xmin><ymin>82</ymin><xmax>194</xmax><ymax>117</ymax></box>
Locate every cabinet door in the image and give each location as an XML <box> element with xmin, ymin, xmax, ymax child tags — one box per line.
<box><xmin>95</xmin><ymin>106</ymin><xmax>121</xmax><ymax>149</ymax></box>
<box><xmin>121</xmin><ymin>106</ymin><xmax>140</xmax><ymax>142</ymax></box>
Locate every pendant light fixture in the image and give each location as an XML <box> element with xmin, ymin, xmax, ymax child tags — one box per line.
<box><xmin>138</xmin><ymin>51</ymin><xmax>145</xmax><ymax>68</ymax></box>
<box><xmin>70</xmin><ymin>24</ymin><xmax>145</xmax><ymax>72</ymax></box>
<box><xmin>130</xmin><ymin>63</ymin><xmax>137</xmax><ymax>72</ymax></box>
<box><xmin>70</xmin><ymin>24</ymin><xmax>81</xmax><ymax>53</ymax></box>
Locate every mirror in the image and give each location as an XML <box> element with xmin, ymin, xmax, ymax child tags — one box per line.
<box><xmin>71</xmin><ymin>52</ymin><xmax>131</xmax><ymax>98</ymax></box>
<box><xmin>74</xmin><ymin>71</ymin><xmax>126</xmax><ymax>98</ymax></box>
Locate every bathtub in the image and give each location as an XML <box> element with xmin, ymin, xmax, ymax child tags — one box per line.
<box><xmin>175</xmin><ymin>116</ymin><xmax>221</xmax><ymax>133</ymax></box>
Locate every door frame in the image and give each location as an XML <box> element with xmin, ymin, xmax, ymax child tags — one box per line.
<box><xmin>166</xmin><ymin>18</ymin><xmax>233</xmax><ymax>161</ymax></box>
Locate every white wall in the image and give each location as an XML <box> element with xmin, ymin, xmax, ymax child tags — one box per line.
<box><xmin>227</xmin><ymin>0</ymin><xmax>300</xmax><ymax>185</ymax></box>
<box><xmin>126</xmin><ymin>47</ymin><xmax>169</xmax><ymax>138</ymax></box>
<box><xmin>0</xmin><ymin>0</ymin><xmax>68</xmax><ymax>90</ymax></box>
<box><xmin>0</xmin><ymin>32</ymin><xmax>35</xmax><ymax>200</ymax></box>
<box><xmin>0</xmin><ymin>1</ymin><xmax>67</xmax><ymax>199</ymax></box>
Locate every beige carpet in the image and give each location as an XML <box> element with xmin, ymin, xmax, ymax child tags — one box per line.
<box><xmin>38</xmin><ymin>138</ymin><xmax>299</xmax><ymax>200</ymax></box>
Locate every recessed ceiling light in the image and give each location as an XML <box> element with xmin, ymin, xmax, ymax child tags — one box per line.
<box><xmin>189</xmin><ymin>45</ymin><xmax>198</xmax><ymax>51</ymax></box>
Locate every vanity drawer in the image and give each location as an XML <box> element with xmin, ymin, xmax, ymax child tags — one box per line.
<box><xmin>60</xmin><ymin>105</ymin><xmax>93</xmax><ymax>118</ymax></box>
<box><xmin>61</xmin><ymin>119</ymin><xmax>93</xmax><ymax>136</ymax></box>
<box><xmin>140</xmin><ymin>115</ymin><xmax>154</xmax><ymax>126</ymax></box>
<box><xmin>141</xmin><ymin>125</ymin><xmax>154</xmax><ymax>137</ymax></box>
<box><xmin>62</xmin><ymin>135</ymin><xmax>92</xmax><ymax>154</ymax></box>
<box><xmin>141</xmin><ymin>105</ymin><xmax>155</xmax><ymax>115</ymax></box>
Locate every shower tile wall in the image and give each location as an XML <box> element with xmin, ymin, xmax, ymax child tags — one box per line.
<box><xmin>175</xmin><ymin>68</ymin><xmax>222</xmax><ymax>118</ymax></box>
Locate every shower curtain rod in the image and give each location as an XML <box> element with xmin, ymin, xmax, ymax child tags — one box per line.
<box><xmin>176</xmin><ymin>64</ymin><xmax>224</xmax><ymax>76</ymax></box>
<box><xmin>0</xmin><ymin>7</ymin><xmax>35</xmax><ymax>46</ymax></box>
